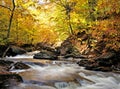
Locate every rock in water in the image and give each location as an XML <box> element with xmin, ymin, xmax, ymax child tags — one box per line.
<box><xmin>0</xmin><ymin>60</ymin><xmax>14</xmax><ymax>67</ymax></box>
<box><xmin>8</xmin><ymin>46</ymin><xmax>27</xmax><ymax>56</ymax></box>
<box><xmin>13</xmin><ymin>62</ymin><xmax>30</xmax><ymax>70</ymax></box>
<box><xmin>0</xmin><ymin>60</ymin><xmax>24</xmax><ymax>88</ymax></box>
<box><xmin>0</xmin><ymin>74</ymin><xmax>23</xmax><ymax>88</ymax></box>
<box><xmin>77</xmin><ymin>50</ymin><xmax>120</xmax><ymax>72</ymax></box>
<box><xmin>33</xmin><ymin>51</ymin><xmax>58</xmax><ymax>60</ymax></box>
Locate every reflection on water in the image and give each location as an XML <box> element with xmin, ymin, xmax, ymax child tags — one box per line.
<box><xmin>6</xmin><ymin>52</ymin><xmax>120</xmax><ymax>89</ymax></box>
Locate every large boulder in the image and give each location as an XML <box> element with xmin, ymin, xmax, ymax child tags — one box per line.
<box><xmin>77</xmin><ymin>59</ymin><xmax>112</xmax><ymax>72</ymax></box>
<box><xmin>0</xmin><ymin>45</ymin><xmax>27</xmax><ymax>57</ymax></box>
<box><xmin>57</xmin><ymin>40</ymin><xmax>73</xmax><ymax>56</ymax></box>
<box><xmin>20</xmin><ymin>43</ymin><xmax>35</xmax><ymax>52</ymax></box>
<box><xmin>7</xmin><ymin>46</ymin><xmax>27</xmax><ymax>56</ymax></box>
<box><xmin>58</xmin><ymin>43</ymin><xmax>84</xmax><ymax>59</ymax></box>
<box><xmin>33</xmin><ymin>50</ymin><xmax>58</xmax><ymax>60</ymax></box>
<box><xmin>0</xmin><ymin>60</ymin><xmax>23</xmax><ymax>88</ymax></box>
<box><xmin>35</xmin><ymin>42</ymin><xmax>57</xmax><ymax>52</ymax></box>
<box><xmin>0</xmin><ymin>60</ymin><xmax>14</xmax><ymax>70</ymax></box>
<box><xmin>94</xmin><ymin>52</ymin><xmax>116</xmax><ymax>66</ymax></box>
<box><xmin>0</xmin><ymin>73</ymin><xmax>23</xmax><ymax>88</ymax></box>
<box><xmin>77</xmin><ymin>50</ymin><xmax>120</xmax><ymax>72</ymax></box>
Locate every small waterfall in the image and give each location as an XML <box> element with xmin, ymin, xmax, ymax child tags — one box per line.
<box><xmin>6</xmin><ymin>51</ymin><xmax>40</xmax><ymax>59</ymax></box>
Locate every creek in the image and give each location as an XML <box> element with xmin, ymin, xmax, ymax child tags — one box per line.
<box><xmin>5</xmin><ymin>51</ymin><xmax>120</xmax><ymax>89</ymax></box>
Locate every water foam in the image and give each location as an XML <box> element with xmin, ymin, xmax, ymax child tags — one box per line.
<box><xmin>6</xmin><ymin>51</ymin><xmax>40</xmax><ymax>59</ymax></box>
<box><xmin>7</xmin><ymin>52</ymin><xmax>120</xmax><ymax>89</ymax></box>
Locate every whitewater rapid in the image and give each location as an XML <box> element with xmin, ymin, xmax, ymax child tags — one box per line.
<box><xmin>6</xmin><ymin>51</ymin><xmax>120</xmax><ymax>89</ymax></box>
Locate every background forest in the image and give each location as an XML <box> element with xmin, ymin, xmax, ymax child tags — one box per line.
<box><xmin>0</xmin><ymin>1</ymin><xmax>120</xmax><ymax>87</ymax></box>
<box><xmin>0</xmin><ymin>0</ymin><xmax>120</xmax><ymax>51</ymax></box>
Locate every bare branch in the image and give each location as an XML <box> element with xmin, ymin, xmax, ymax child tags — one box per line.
<box><xmin>0</xmin><ymin>4</ymin><xmax>12</xmax><ymax>11</ymax></box>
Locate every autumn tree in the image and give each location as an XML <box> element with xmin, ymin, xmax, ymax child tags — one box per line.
<box><xmin>0</xmin><ymin>0</ymin><xmax>119</xmax><ymax>51</ymax></box>
<box><xmin>0</xmin><ymin>0</ymin><xmax>15</xmax><ymax>40</ymax></box>
<box><xmin>51</xmin><ymin>0</ymin><xmax>78</xmax><ymax>35</ymax></box>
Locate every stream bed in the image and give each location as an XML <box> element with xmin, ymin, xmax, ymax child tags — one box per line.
<box><xmin>5</xmin><ymin>51</ymin><xmax>120</xmax><ymax>89</ymax></box>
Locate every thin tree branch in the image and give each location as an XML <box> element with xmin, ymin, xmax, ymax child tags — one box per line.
<box><xmin>0</xmin><ymin>4</ymin><xmax>12</xmax><ymax>11</ymax></box>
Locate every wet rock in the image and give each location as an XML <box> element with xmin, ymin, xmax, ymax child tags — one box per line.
<box><xmin>77</xmin><ymin>59</ymin><xmax>93</xmax><ymax>67</ymax></box>
<box><xmin>58</xmin><ymin>42</ymin><xmax>82</xmax><ymax>58</ymax></box>
<box><xmin>7</xmin><ymin>46</ymin><xmax>26</xmax><ymax>56</ymax></box>
<box><xmin>35</xmin><ymin>42</ymin><xmax>57</xmax><ymax>53</ymax></box>
<box><xmin>55</xmin><ymin>35</ymin><xmax>76</xmax><ymax>56</ymax></box>
<box><xmin>95</xmin><ymin>53</ymin><xmax>115</xmax><ymax>67</ymax></box>
<box><xmin>13</xmin><ymin>62</ymin><xmax>30</xmax><ymax>69</ymax></box>
<box><xmin>0</xmin><ymin>60</ymin><xmax>14</xmax><ymax>67</ymax></box>
<box><xmin>94</xmin><ymin>40</ymin><xmax>106</xmax><ymax>54</ymax></box>
<box><xmin>21</xmin><ymin>44</ymin><xmax>35</xmax><ymax>52</ymax></box>
<box><xmin>0</xmin><ymin>45</ymin><xmax>27</xmax><ymax>57</ymax></box>
<box><xmin>0</xmin><ymin>73</ymin><xmax>23</xmax><ymax>88</ymax></box>
<box><xmin>94</xmin><ymin>51</ymin><xmax>118</xmax><ymax>66</ymax></box>
<box><xmin>0</xmin><ymin>60</ymin><xmax>30</xmax><ymax>70</ymax></box>
<box><xmin>0</xmin><ymin>66</ymin><xmax>10</xmax><ymax>74</ymax></box>
<box><xmin>58</xmin><ymin>43</ymin><xmax>73</xmax><ymax>56</ymax></box>
<box><xmin>91</xmin><ymin>67</ymin><xmax>112</xmax><ymax>72</ymax></box>
<box><xmin>0</xmin><ymin>60</ymin><xmax>23</xmax><ymax>88</ymax></box>
<box><xmin>64</xmin><ymin>53</ymin><xmax>86</xmax><ymax>59</ymax></box>
<box><xmin>33</xmin><ymin>50</ymin><xmax>58</xmax><ymax>60</ymax></box>
<box><xmin>77</xmin><ymin>50</ymin><xmax>120</xmax><ymax>72</ymax></box>
<box><xmin>56</xmin><ymin>35</ymin><xmax>85</xmax><ymax>59</ymax></box>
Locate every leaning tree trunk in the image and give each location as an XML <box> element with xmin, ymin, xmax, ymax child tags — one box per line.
<box><xmin>7</xmin><ymin>0</ymin><xmax>15</xmax><ymax>39</ymax></box>
<box><xmin>2</xmin><ymin>46</ymin><xmax>11</xmax><ymax>58</ymax></box>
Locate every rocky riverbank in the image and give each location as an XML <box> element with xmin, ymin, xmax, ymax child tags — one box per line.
<box><xmin>32</xmin><ymin>36</ymin><xmax>120</xmax><ymax>72</ymax></box>
<box><xmin>77</xmin><ymin>50</ymin><xmax>120</xmax><ymax>72</ymax></box>
<box><xmin>0</xmin><ymin>34</ymin><xmax>120</xmax><ymax>73</ymax></box>
<box><xmin>0</xmin><ymin>60</ymin><xmax>30</xmax><ymax>88</ymax></box>
<box><xmin>0</xmin><ymin>38</ymin><xmax>119</xmax><ymax>88</ymax></box>
<box><xmin>58</xmin><ymin>34</ymin><xmax>120</xmax><ymax>72</ymax></box>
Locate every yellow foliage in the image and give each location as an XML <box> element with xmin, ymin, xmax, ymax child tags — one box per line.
<box><xmin>34</xmin><ymin>28</ymin><xmax>57</xmax><ymax>44</ymax></box>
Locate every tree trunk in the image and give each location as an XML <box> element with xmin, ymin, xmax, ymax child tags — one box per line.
<box><xmin>2</xmin><ymin>46</ymin><xmax>11</xmax><ymax>58</ymax></box>
<box><xmin>7</xmin><ymin>0</ymin><xmax>15</xmax><ymax>39</ymax></box>
<box><xmin>56</xmin><ymin>0</ymin><xmax>74</xmax><ymax>35</ymax></box>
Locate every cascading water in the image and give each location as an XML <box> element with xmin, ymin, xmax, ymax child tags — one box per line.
<box><xmin>6</xmin><ymin>51</ymin><xmax>40</xmax><ymax>59</ymax></box>
<box><xmin>6</xmin><ymin>51</ymin><xmax>120</xmax><ymax>89</ymax></box>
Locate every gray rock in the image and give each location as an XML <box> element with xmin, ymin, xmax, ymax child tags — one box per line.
<box><xmin>7</xmin><ymin>46</ymin><xmax>26</xmax><ymax>56</ymax></box>
<box><xmin>33</xmin><ymin>51</ymin><xmax>57</xmax><ymax>60</ymax></box>
<box><xmin>0</xmin><ymin>74</ymin><xmax>23</xmax><ymax>88</ymax></box>
<box><xmin>13</xmin><ymin>62</ymin><xmax>30</xmax><ymax>70</ymax></box>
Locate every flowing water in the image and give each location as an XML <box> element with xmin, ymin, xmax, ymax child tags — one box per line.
<box><xmin>6</xmin><ymin>51</ymin><xmax>120</xmax><ymax>89</ymax></box>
